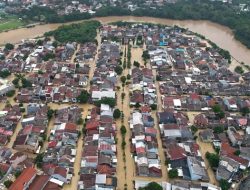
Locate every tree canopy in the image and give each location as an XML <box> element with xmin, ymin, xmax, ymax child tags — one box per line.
<box><xmin>219</xmin><ymin>179</ymin><xmax>231</xmax><ymax>190</ymax></box>
<box><xmin>138</xmin><ymin>182</ymin><xmax>163</xmax><ymax>190</ymax></box>
<box><xmin>77</xmin><ymin>90</ymin><xmax>90</xmax><ymax>104</ymax></box>
<box><xmin>206</xmin><ymin>152</ymin><xmax>220</xmax><ymax>168</ymax></box>
<box><xmin>113</xmin><ymin>109</ymin><xmax>121</xmax><ymax>119</ymax></box>
<box><xmin>5</xmin><ymin>43</ymin><xmax>14</xmax><ymax>50</ymax></box>
<box><xmin>45</xmin><ymin>21</ymin><xmax>100</xmax><ymax>43</ymax></box>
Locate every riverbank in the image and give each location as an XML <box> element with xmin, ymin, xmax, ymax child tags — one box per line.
<box><xmin>0</xmin><ymin>16</ymin><xmax>250</xmax><ymax>65</ymax></box>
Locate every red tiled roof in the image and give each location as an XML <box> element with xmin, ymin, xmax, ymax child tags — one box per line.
<box><xmin>65</xmin><ymin>123</ymin><xmax>77</xmax><ymax>133</ymax></box>
<box><xmin>136</xmin><ymin>147</ymin><xmax>146</xmax><ymax>154</ymax></box>
<box><xmin>190</xmin><ymin>93</ymin><xmax>200</xmax><ymax>100</ymax></box>
<box><xmin>227</xmin><ymin>153</ymin><xmax>249</xmax><ymax>166</ymax></box>
<box><xmin>86</xmin><ymin>120</ymin><xmax>99</xmax><ymax>130</ymax></box>
<box><xmin>9</xmin><ymin>167</ymin><xmax>36</xmax><ymax>190</ymax></box>
<box><xmin>0</xmin><ymin>163</ymin><xmax>10</xmax><ymax>173</ymax></box>
<box><xmin>29</xmin><ymin>175</ymin><xmax>50</xmax><ymax>190</ymax></box>
<box><xmin>167</xmin><ymin>144</ymin><xmax>186</xmax><ymax>161</ymax></box>
<box><xmin>48</xmin><ymin>141</ymin><xmax>57</xmax><ymax>148</ymax></box>
<box><xmin>53</xmin><ymin>166</ymin><xmax>67</xmax><ymax>178</ymax></box>
<box><xmin>141</xmin><ymin>105</ymin><xmax>151</xmax><ymax>113</ymax></box>
<box><xmin>97</xmin><ymin>164</ymin><xmax>114</xmax><ymax>175</ymax></box>
<box><xmin>145</xmin><ymin>127</ymin><xmax>157</xmax><ymax>134</ymax></box>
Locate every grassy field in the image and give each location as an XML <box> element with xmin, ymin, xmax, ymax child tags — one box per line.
<box><xmin>0</xmin><ymin>14</ymin><xmax>26</xmax><ymax>32</ymax></box>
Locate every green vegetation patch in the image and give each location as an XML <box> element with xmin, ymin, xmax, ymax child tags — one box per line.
<box><xmin>0</xmin><ymin>14</ymin><xmax>26</xmax><ymax>32</ymax></box>
<box><xmin>45</xmin><ymin>21</ymin><xmax>101</xmax><ymax>43</ymax></box>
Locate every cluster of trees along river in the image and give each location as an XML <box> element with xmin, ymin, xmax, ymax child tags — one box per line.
<box><xmin>18</xmin><ymin>0</ymin><xmax>250</xmax><ymax>49</ymax></box>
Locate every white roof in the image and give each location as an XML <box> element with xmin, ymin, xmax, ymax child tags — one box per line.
<box><xmin>101</xmin><ymin>104</ymin><xmax>111</xmax><ymax>111</ymax></box>
<box><xmin>92</xmin><ymin>91</ymin><xmax>115</xmax><ymax>100</ymax></box>
<box><xmin>246</xmin><ymin>127</ymin><xmax>250</xmax><ymax>135</ymax></box>
<box><xmin>56</xmin><ymin>123</ymin><xmax>66</xmax><ymax>130</ymax></box>
<box><xmin>0</xmin><ymin>111</ymin><xmax>8</xmax><ymax>116</ymax></box>
<box><xmin>193</xmin><ymin>67</ymin><xmax>200</xmax><ymax>72</ymax></box>
<box><xmin>71</xmin><ymin>149</ymin><xmax>76</xmax><ymax>156</ymax></box>
<box><xmin>93</xmin><ymin>134</ymin><xmax>99</xmax><ymax>140</ymax></box>
<box><xmin>173</xmin><ymin>99</ymin><xmax>181</xmax><ymax>107</ymax></box>
<box><xmin>22</xmin><ymin>117</ymin><xmax>35</xmax><ymax>122</ymax></box>
<box><xmin>95</xmin><ymin>174</ymin><xmax>106</xmax><ymax>184</ymax></box>
<box><xmin>137</xmin><ymin>157</ymin><xmax>148</xmax><ymax>165</ymax></box>
<box><xmin>135</xmin><ymin>141</ymin><xmax>145</xmax><ymax>148</ymax></box>
<box><xmin>164</xmin><ymin>129</ymin><xmax>181</xmax><ymax>137</ymax></box>
<box><xmin>185</xmin><ymin>77</ymin><xmax>192</xmax><ymax>84</ymax></box>
<box><xmin>132</xmin><ymin>112</ymin><xmax>143</xmax><ymax>125</ymax></box>
<box><xmin>134</xmin><ymin>135</ymin><xmax>145</xmax><ymax>141</ymax></box>
<box><xmin>50</xmin><ymin>178</ymin><xmax>64</xmax><ymax>186</ymax></box>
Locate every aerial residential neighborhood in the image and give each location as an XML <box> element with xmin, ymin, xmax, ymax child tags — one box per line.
<box><xmin>0</xmin><ymin>4</ymin><xmax>250</xmax><ymax>188</ymax></box>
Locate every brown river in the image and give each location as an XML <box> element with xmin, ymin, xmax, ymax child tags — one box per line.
<box><xmin>0</xmin><ymin>16</ymin><xmax>250</xmax><ymax>64</ymax></box>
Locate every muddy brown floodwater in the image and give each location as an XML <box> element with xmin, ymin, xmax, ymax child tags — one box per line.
<box><xmin>0</xmin><ymin>16</ymin><xmax>250</xmax><ymax>64</ymax></box>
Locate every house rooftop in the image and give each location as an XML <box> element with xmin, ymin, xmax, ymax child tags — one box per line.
<box><xmin>9</xmin><ymin>167</ymin><xmax>37</xmax><ymax>190</ymax></box>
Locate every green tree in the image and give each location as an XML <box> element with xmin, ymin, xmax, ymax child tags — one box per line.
<box><xmin>168</xmin><ymin>169</ymin><xmax>178</xmax><ymax>179</ymax></box>
<box><xmin>45</xmin><ymin>21</ymin><xmax>100</xmax><ymax>43</ymax></box>
<box><xmin>206</xmin><ymin>152</ymin><xmax>219</xmax><ymax>168</ymax></box>
<box><xmin>120</xmin><ymin>125</ymin><xmax>127</xmax><ymax>135</ymax></box>
<box><xmin>120</xmin><ymin>76</ymin><xmax>127</xmax><ymax>84</ymax></box>
<box><xmin>0</xmin><ymin>70</ymin><xmax>11</xmax><ymax>78</ymax></box>
<box><xmin>115</xmin><ymin>65</ymin><xmax>123</xmax><ymax>75</ymax></box>
<box><xmin>135</xmin><ymin>102</ymin><xmax>141</xmax><ymax>108</ymax></box>
<box><xmin>121</xmin><ymin>92</ymin><xmax>126</xmax><ymax>100</ymax></box>
<box><xmin>43</xmin><ymin>52</ymin><xmax>55</xmax><ymax>61</ymax></box>
<box><xmin>213</xmin><ymin>126</ymin><xmax>224</xmax><ymax>134</ymax></box>
<box><xmin>156</xmin><ymin>75</ymin><xmax>161</xmax><ymax>81</ymax></box>
<box><xmin>219</xmin><ymin>179</ymin><xmax>231</xmax><ymax>190</ymax></box>
<box><xmin>5</xmin><ymin>43</ymin><xmax>14</xmax><ymax>50</ymax></box>
<box><xmin>38</xmin><ymin>70</ymin><xmax>44</xmax><ymax>74</ymax></box>
<box><xmin>241</xmin><ymin>107</ymin><xmax>250</xmax><ymax>116</ymax></box>
<box><xmin>95</xmin><ymin>98</ymin><xmax>116</xmax><ymax>107</ymax></box>
<box><xmin>212</xmin><ymin>105</ymin><xmax>222</xmax><ymax>113</ymax></box>
<box><xmin>4</xmin><ymin>180</ymin><xmax>13</xmax><ymax>188</ymax></box>
<box><xmin>150</xmin><ymin>104</ymin><xmax>157</xmax><ymax>110</ymax></box>
<box><xmin>35</xmin><ymin>153</ymin><xmax>44</xmax><ymax>168</ymax></box>
<box><xmin>77</xmin><ymin>117</ymin><xmax>84</xmax><ymax>125</ymax></box>
<box><xmin>14</xmin><ymin>170</ymin><xmax>22</xmax><ymax>178</ymax></box>
<box><xmin>6</xmin><ymin>90</ymin><xmax>15</xmax><ymax>97</ymax></box>
<box><xmin>234</xmin><ymin>66</ymin><xmax>244</xmax><ymax>74</ymax></box>
<box><xmin>113</xmin><ymin>109</ymin><xmax>121</xmax><ymax>119</ymax></box>
<box><xmin>234</xmin><ymin>150</ymin><xmax>241</xmax><ymax>156</ymax></box>
<box><xmin>21</xmin><ymin>79</ymin><xmax>32</xmax><ymax>88</ymax></box>
<box><xmin>127</xmin><ymin>74</ymin><xmax>131</xmax><ymax>80</ymax></box>
<box><xmin>133</xmin><ymin>61</ymin><xmax>140</xmax><ymax>67</ymax></box>
<box><xmin>142</xmin><ymin>50</ymin><xmax>150</xmax><ymax>60</ymax></box>
<box><xmin>77</xmin><ymin>90</ymin><xmax>89</xmax><ymax>104</ymax></box>
<box><xmin>47</xmin><ymin>108</ymin><xmax>54</xmax><ymax>120</ymax></box>
<box><xmin>139</xmin><ymin>182</ymin><xmax>163</xmax><ymax>190</ymax></box>
<box><xmin>36</xmin><ymin>39</ymin><xmax>43</xmax><ymax>46</ymax></box>
<box><xmin>20</xmin><ymin>108</ymin><xmax>25</xmax><ymax>113</ymax></box>
<box><xmin>12</xmin><ymin>78</ymin><xmax>19</xmax><ymax>86</ymax></box>
<box><xmin>218</xmin><ymin>111</ymin><xmax>225</xmax><ymax>119</ymax></box>
<box><xmin>52</xmin><ymin>41</ymin><xmax>58</xmax><ymax>48</ymax></box>
<box><xmin>191</xmin><ymin>125</ymin><xmax>198</xmax><ymax>134</ymax></box>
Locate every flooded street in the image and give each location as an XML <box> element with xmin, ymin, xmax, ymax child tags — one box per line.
<box><xmin>63</xmin><ymin>31</ymin><xmax>100</xmax><ymax>190</ymax></box>
<box><xmin>196</xmin><ymin>132</ymin><xmax>218</xmax><ymax>186</ymax></box>
<box><xmin>0</xmin><ymin>17</ymin><xmax>244</xmax><ymax>189</ymax></box>
<box><xmin>115</xmin><ymin>44</ymin><xmax>134</xmax><ymax>190</ymax></box>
